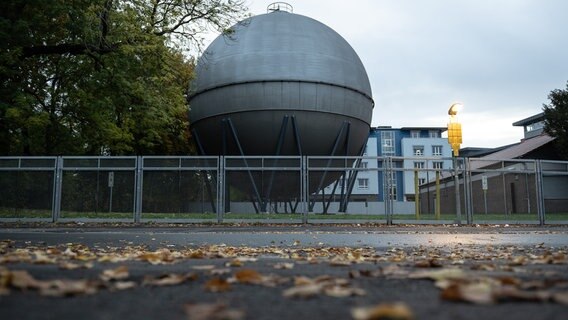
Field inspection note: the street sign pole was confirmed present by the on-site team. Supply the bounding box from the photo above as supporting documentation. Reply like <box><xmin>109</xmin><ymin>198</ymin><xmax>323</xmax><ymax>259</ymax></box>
<box><xmin>482</xmin><ymin>175</ymin><xmax>488</xmax><ymax>214</ymax></box>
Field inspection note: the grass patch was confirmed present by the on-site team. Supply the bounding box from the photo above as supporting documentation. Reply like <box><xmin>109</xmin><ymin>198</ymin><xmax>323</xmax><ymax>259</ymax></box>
<box><xmin>0</xmin><ymin>208</ymin><xmax>52</xmax><ymax>219</ymax></box>
<box><xmin>1</xmin><ymin>207</ymin><xmax>567</xmax><ymax>222</ymax></box>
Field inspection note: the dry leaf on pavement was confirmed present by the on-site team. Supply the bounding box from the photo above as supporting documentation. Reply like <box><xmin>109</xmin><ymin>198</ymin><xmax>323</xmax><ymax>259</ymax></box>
<box><xmin>282</xmin><ymin>283</ymin><xmax>322</xmax><ymax>299</ymax></box>
<box><xmin>234</xmin><ymin>269</ymin><xmax>263</xmax><ymax>284</ymax></box>
<box><xmin>351</xmin><ymin>302</ymin><xmax>414</xmax><ymax>320</ymax></box>
<box><xmin>204</xmin><ymin>278</ymin><xmax>231</xmax><ymax>292</ymax></box>
<box><xmin>441</xmin><ymin>281</ymin><xmax>495</xmax><ymax>304</ymax></box>
<box><xmin>273</xmin><ymin>262</ymin><xmax>294</xmax><ymax>270</ymax></box>
<box><xmin>552</xmin><ymin>292</ymin><xmax>568</xmax><ymax>305</ymax></box>
<box><xmin>100</xmin><ymin>265</ymin><xmax>129</xmax><ymax>282</ymax></box>
<box><xmin>184</xmin><ymin>302</ymin><xmax>244</xmax><ymax>320</ymax></box>
<box><xmin>143</xmin><ymin>273</ymin><xmax>197</xmax><ymax>286</ymax></box>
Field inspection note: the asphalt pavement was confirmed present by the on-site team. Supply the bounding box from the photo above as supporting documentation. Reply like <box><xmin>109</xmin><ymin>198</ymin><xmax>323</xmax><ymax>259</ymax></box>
<box><xmin>1</xmin><ymin>224</ymin><xmax>567</xmax><ymax>320</ymax></box>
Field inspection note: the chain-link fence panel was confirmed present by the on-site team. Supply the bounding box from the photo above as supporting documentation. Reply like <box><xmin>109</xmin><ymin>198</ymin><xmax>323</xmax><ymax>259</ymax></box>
<box><xmin>223</xmin><ymin>156</ymin><xmax>303</xmax><ymax>222</ymax></box>
<box><xmin>140</xmin><ymin>157</ymin><xmax>218</xmax><ymax>221</ymax></box>
<box><xmin>541</xmin><ymin>160</ymin><xmax>568</xmax><ymax>223</ymax></box>
<box><xmin>467</xmin><ymin>159</ymin><xmax>540</xmax><ymax>224</ymax></box>
<box><xmin>59</xmin><ymin>157</ymin><xmax>136</xmax><ymax>220</ymax></box>
<box><xmin>0</xmin><ymin>157</ymin><xmax>56</xmax><ymax>219</ymax></box>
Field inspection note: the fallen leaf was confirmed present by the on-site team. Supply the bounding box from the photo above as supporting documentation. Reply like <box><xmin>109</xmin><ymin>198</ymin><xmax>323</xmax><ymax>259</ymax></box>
<box><xmin>441</xmin><ymin>281</ymin><xmax>495</xmax><ymax>304</ymax></box>
<box><xmin>234</xmin><ymin>269</ymin><xmax>263</xmax><ymax>284</ymax></box>
<box><xmin>143</xmin><ymin>273</ymin><xmax>197</xmax><ymax>286</ymax></box>
<box><xmin>414</xmin><ymin>259</ymin><xmax>442</xmax><ymax>268</ymax></box>
<box><xmin>351</xmin><ymin>302</ymin><xmax>414</xmax><ymax>320</ymax></box>
<box><xmin>282</xmin><ymin>283</ymin><xmax>322</xmax><ymax>298</ymax></box>
<box><xmin>184</xmin><ymin>302</ymin><xmax>244</xmax><ymax>320</ymax></box>
<box><xmin>0</xmin><ymin>287</ymin><xmax>9</xmax><ymax>295</ymax></box>
<box><xmin>324</xmin><ymin>285</ymin><xmax>366</xmax><ymax>298</ymax></box>
<box><xmin>494</xmin><ymin>286</ymin><xmax>551</xmax><ymax>302</ymax></box>
<box><xmin>553</xmin><ymin>292</ymin><xmax>568</xmax><ymax>305</ymax></box>
<box><xmin>204</xmin><ymin>278</ymin><xmax>231</xmax><ymax>292</ymax></box>
<box><xmin>100</xmin><ymin>266</ymin><xmax>129</xmax><ymax>282</ymax></box>
<box><xmin>59</xmin><ymin>262</ymin><xmax>93</xmax><ymax>270</ymax></box>
<box><xmin>409</xmin><ymin>268</ymin><xmax>467</xmax><ymax>282</ymax></box>
<box><xmin>273</xmin><ymin>262</ymin><xmax>294</xmax><ymax>270</ymax></box>
<box><xmin>39</xmin><ymin>279</ymin><xmax>99</xmax><ymax>297</ymax></box>
<box><xmin>9</xmin><ymin>270</ymin><xmax>43</xmax><ymax>289</ymax></box>
<box><xmin>210</xmin><ymin>268</ymin><xmax>231</xmax><ymax>276</ymax></box>
<box><xmin>192</xmin><ymin>265</ymin><xmax>215</xmax><ymax>271</ymax></box>
<box><xmin>113</xmin><ymin>281</ymin><xmax>137</xmax><ymax>291</ymax></box>
<box><xmin>225</xmin><ymin>259</ymin><xmax>243</xmax><ymax>267</ymax></box>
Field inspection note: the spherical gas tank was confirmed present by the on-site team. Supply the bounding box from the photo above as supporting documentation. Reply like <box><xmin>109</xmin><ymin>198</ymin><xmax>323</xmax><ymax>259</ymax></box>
<box><xmin>188</xmin><ymin>9</ymin><xmax>374</xmax><ymax>158</ymax></box>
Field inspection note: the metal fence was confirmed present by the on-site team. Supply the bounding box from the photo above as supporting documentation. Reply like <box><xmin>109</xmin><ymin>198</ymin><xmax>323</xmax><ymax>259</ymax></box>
<box><xmin>1</xmin><ymin>156</ymin><xmax>567</xmax><ymax>224</ymax></box>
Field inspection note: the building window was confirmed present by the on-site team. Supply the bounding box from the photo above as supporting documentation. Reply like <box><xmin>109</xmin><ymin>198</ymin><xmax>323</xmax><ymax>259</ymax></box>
<box><xmin>381</xmin><ymin>131</ymin><xmax>395</xmax><ymax>155</ymax></box>
<box><xmin>389</xmin><ymin>186</ymin><xmax>397</xmax><ymax>200</ymax></box>
<box><xmin>413</xmin><ymin>161</ymin><xmax>425</xmax><ymax>169</ymax></box>
<box><xmin>413</xmin><ymin>146</ymin><xmax>424</xmax><ymax>156</ymax></box>
<box><xmin>526</xmin><ymin>121</ymin><xmax>544</xmax><ymax>132</ymax></box>
<box><xmin>418</xmin><ymin>178</ymin><xmax>426</xmax><ymax>185</ymax></box>
<box><xmin>433</xmin><ymin>161</ymin><xmax>443</xmax><ymax>170</ymax></box>
<box><xmin>358</xmin><ymin>178</ymin><xmax>369</xmax><ymax>189</ymax></box>
<box><xmin>432</xmin><ymin>145</ymin><xmax>443</xmax><ymax>156</ymax></box>
<box><xmin>360</xmin><ymin>161</ymin><xmax>368</xmax><ymax>169</ymax></box>
<box><xmin>411</xmin><ymin>130</ymin><xmax>421</xmax><ymax>138</ymax></box>
<box><xmin>429</xmin><ymin>130</ymin><xmax>440</xmax><ymax>138</ymax></box>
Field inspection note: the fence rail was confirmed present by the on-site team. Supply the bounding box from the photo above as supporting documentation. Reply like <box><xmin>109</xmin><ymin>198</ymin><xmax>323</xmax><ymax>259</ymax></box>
<box><xmin>1</xmin><ymin>156</ymin><xmax>566</xmax><ymax>225</ymax></box>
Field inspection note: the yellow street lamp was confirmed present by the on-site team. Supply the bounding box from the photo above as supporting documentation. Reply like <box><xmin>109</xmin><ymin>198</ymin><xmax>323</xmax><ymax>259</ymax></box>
<box><xmin>447</xmin><ymin>102</ymin><xmax>463</xmax><ymax>157</ymax></box>
<box><xmin>447</xmin><ymin>102</ymin><xmax>463</xmax><ymax>224</ymax></box>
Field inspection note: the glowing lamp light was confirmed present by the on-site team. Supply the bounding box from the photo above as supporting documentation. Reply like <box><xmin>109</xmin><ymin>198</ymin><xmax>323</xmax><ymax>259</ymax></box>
<box><xmin>447</xmin><ymin>102</ymin><xmax>463</xmax><ymax>157</ymax></box>
<box><xmin>448</xmin><ymin>102</ymin><xmax>463</xmax><ymax>116</ymax></box>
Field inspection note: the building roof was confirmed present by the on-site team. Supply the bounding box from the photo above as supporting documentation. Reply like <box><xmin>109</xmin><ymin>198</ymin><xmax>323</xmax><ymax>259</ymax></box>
<box><xmin>372</xmin><ymin>126</ymin><xmax>447</xmax><ymax>132</ymax></box>
<box><xmin>512</xmin><ymin>112</ymin><xmax>544</xmax><ymax>127</ymax></box>
<box><xmin>459</xmin><ymin>145</ymin><xmax>516</xmax><ymax>158</ymax></box>
<box><xmin>480</xmin><ymin>134</ymin><xmax>554</xmax><ymax>160</ymax></box>
<box><xmin>400</xmin><ymin>127</ymin><xmax>448</xmax><ymax>132</ymax></box>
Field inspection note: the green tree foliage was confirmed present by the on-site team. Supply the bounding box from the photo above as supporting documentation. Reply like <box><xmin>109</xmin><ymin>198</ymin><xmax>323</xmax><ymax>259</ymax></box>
<box><xmin>543</xmin><ymin>81</ymin><xmax>568</xmax><ymax>160</ymax></box>
<box><xmin>0</xmin><ymin>0</ymin><xmax>247</xmax><ymax>155</ymax></box>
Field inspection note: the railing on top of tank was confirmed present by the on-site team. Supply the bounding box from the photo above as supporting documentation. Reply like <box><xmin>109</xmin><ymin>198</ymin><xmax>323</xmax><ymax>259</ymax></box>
<box><xmin>267</xmin><ymin>2</ymin><xmax>293</xmax><ymax>13</ymax></box>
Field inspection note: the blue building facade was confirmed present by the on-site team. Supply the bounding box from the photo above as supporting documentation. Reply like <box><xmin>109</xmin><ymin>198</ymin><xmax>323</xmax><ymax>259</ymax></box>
<box><xmin>360</xmin><ymin>126</ymin><xmax>452</xmax><ymax>202</ymax></box>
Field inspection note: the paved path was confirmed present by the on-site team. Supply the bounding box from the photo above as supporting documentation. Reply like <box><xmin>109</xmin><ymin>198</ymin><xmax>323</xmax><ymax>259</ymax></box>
<box><xmin>1</xmin><ymin>226</ymin><xmax>567</xmax><ymax>248</ymax></box>
<box><xmin>1</xmin><ymin>225</ymin><xmax>567</xmax><ymax>320</ymax></box>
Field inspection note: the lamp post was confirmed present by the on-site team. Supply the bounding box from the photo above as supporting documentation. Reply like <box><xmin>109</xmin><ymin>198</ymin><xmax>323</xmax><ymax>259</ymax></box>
<box><xmin>447</xmin><ymin>103</ymin><xmax>463</xmax><ymax>224</ymax></box>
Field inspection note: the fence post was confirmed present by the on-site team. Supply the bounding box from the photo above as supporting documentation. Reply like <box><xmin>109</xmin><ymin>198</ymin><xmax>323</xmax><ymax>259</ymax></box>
<box><xmin>217</xmin><ymin>156</ymin><xmax>224</xmax><ymax>223</ymax></box>
<box><xmin>452</xmin><ymin>157</ymin><xmax>462</xmax><ymax>225</ymax></box>
<box><xmin>133</xmin><ymin>156</ymin><xmax>143</xmax><ymax>223</ymax></box>
<box><xmin>464</xmin><ymin>158</ymin><xmax>473</xmax><ymax>225</ymax></box>
<box><xmin>385</xmin><ymin>157</ymin><xmax>393</xmax><ymax>225</ymax></box>
<box><xmin>535</xmin><ymin>160</ymin><xmax>545</xmax><ymax>226</ymax></box>
<box><xmin>52</xmin><ymin>156</ymin><xmax>63</xmax><ymax>222</ymax></box>
<box><xmin>301</xmin><ymin>156</ymin><xmax>308</xmax><ymax>224</ymax></box>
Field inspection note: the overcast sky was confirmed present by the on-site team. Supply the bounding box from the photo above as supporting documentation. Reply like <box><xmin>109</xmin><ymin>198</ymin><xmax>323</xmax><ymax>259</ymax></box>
<box><xmin>207</xmin><ymin>0</ymin><xmax>568</xmax><ymax>148</ymax></box>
